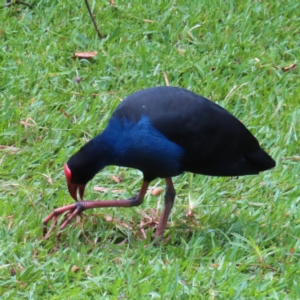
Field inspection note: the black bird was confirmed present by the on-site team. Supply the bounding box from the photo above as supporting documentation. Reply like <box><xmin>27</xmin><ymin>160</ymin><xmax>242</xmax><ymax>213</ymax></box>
<box><xmin>43</xmin><ymin>86</ymin><xmax>275</xmax><ymax>238</ymax></box>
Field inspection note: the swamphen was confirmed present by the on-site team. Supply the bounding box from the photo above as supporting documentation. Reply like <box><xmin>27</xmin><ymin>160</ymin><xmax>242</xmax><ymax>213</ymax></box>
<box><xmin>43</xmin><ymin>86</ymin><xmax>275</xmax><ymax>238</ymax></box>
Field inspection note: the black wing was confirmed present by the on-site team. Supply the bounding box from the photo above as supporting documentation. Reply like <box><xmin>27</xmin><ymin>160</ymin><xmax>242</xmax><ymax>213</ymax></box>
<box><xmin>113</xmin><ymin>86</ymin><xmax>275</xmax><ymax>176</ymax></box>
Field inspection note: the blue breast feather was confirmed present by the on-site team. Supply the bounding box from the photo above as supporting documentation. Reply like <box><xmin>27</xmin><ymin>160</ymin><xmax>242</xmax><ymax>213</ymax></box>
<box><xmin>101</xmin><ymin>115</ymin><xmax>185</xmax><ymax>177</ymax></box>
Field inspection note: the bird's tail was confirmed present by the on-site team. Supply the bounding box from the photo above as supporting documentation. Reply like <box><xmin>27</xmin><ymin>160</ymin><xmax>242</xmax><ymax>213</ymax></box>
<box><xmin>245</xmin><ymin>149</ymin><xmax>276</xmax><ymax>171</ymax></box>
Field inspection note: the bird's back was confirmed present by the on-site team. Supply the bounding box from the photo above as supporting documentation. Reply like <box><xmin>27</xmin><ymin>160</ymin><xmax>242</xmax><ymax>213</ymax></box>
<box><xmin>112</xmin><ymin>86</ymin><xmax>275</xmax><ymax>177</ymax></box>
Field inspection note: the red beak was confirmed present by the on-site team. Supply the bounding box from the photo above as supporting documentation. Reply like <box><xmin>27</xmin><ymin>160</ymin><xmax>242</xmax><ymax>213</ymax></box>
<box><xmin>64</xmin><ymin>164</ymin><xmax>86</xmax><ymax>201</ymax></box>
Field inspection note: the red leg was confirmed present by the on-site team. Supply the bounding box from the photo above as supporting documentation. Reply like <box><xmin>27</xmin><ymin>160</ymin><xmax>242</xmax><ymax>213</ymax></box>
<box><xmin>43</xmin><ymin>181</ymin><xmax>149</xmax><ymax>238</ymax></box>
<box><xmin>155</xmin><ymin>178</ymin><xmax>176</xmax><ymax>238</ymax></box>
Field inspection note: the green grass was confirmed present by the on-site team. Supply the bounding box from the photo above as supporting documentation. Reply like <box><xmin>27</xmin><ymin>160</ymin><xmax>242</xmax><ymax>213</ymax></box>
<box><xmin>0</xmin><ymin>0</ymin><xmax>299</xmax><ymax>298</ymax></box>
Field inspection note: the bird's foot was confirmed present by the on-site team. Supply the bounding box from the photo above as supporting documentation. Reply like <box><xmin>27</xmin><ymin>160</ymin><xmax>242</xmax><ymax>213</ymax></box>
<box><xmin>42</xmin><ymin>202</ymin><xmax>86</xmax><ymax>239</ymax></box>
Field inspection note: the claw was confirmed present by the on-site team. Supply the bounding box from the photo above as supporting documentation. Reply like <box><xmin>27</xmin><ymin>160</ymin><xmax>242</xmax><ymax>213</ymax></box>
<box><xmin>42</xmin><ymin>202</ymin><xmax>85</xmax><ymax>238</ymax></box>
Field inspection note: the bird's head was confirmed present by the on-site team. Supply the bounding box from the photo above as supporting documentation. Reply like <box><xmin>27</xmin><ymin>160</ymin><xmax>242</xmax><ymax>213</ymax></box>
<box><xmin>64</xmin><ymin>163</ymin><xmax>86</xmax><ymax>201</ymax></box>
<box><xmin>64</xmin><ymin>139</ymin><xmax>112</xmax><ymax>201</ymax></box>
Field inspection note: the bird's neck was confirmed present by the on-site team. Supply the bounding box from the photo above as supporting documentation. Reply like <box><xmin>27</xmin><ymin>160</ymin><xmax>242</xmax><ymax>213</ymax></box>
<box><xmin>71</xmin><ymin>132</ymin><xmax>116</xmax><ymax>181</ymax></box>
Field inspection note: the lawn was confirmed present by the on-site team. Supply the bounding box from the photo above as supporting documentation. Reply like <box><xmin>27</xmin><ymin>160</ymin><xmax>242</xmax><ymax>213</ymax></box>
<box><xmin>0</xmin><ymin>0</ymin><xmax>299</xmax><ymax>298</ymax></box>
